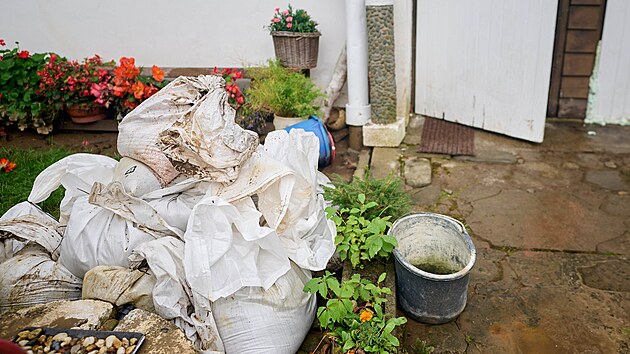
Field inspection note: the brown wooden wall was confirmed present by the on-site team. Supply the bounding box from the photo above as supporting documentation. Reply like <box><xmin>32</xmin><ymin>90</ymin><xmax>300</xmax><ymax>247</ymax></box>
<box><xmin>547</xmin><ymin>0</ymin><xmax>607</xmax><ymax>118</ymax></box>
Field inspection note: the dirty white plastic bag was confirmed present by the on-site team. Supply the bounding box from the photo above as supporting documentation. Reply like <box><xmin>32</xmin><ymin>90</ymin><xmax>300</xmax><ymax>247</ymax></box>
<box><xmin>27</xmin><ymin>153</ymin><xmax>117</xmax><ymax>224</ymax></box>
<box><xmin>159</xmin><ymin>75</ymin><xmax>258</xmax><ymax>183</ymax></box>
<box><xmin>112</xmin><ymin>157</ymin><xmax>162</xmax><ymax>197</ymax></box>
<box><xmin>0</xmin><ymin>201</ymin><xmax>63</xmax><ymax>262</ymax></box>
<box><xmin>259</xmin><ymin>129</ymin><xmax>336</xmax><ymax>271</ymax></box>
<box><xmin>0</xmin><ymin>245</ymin><xmax>82</xmax><ymax>313</ymax></box>
<box><xmin>117</xmin><ymin>76</ymin><xmax>225</xmax><ymax>186</ymax></box>
<box><xmin>184</xmin><ymin>196</ymin><xmax>290</xmax><ymax>302</ymax></box>
<box><xmin>129</xmin><ymin>237</ymin><xmax>225</xmax><ymax>354</ymax></box>
<box><xmin>82</xmin><ymin>265</ymin><xmax>156</xmax><ymax>312</ymax></box>
<box><xmin>211</xmin><ymin>261</ymin><xmax>316</xmax><ymax>354</ymax></box>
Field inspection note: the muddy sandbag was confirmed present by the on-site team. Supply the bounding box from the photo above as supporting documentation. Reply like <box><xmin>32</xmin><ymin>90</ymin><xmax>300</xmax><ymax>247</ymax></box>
<box><xmin>117</xmin><ymin>76</ymin><xmax>222</xmax><ymax>186</ymax></box>
<box><xmin>112</xmin><ymin>157</ymin><xmax>162</xmax><ymax>197</ymax></box>
<box><xmin>82</xmin><ymin>265</ymin><xmax>156</xmax><ymax>312</ymax></box>
<box><xmin>0</xmin><ymin>202</ymin><xmax>64</xmax><ymax>263</ymax></box>
<box><xmin>211</xmin><ymin>261</ymin><xmax>316</xmax><ymax>354</ymax></box>
<box><xmin>158</xmin><ymin>75</ymin><xmax>258</xmax><ymax>183</ymax></box>
<box><xmin>0</xmin><ymin>246</ymin><xmax>82</xmax><ymax>313</ymax></box>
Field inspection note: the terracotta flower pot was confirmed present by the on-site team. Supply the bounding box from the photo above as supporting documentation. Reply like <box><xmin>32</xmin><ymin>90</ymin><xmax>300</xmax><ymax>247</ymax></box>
<box><xmin>66</xmin><ymin>103</ymin><xmax>108</xmax><ymax>124</ymax></box>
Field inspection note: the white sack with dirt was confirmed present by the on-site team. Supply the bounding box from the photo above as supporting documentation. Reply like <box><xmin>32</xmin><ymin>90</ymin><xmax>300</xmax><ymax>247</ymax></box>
<box><xmin>26</xmin><ymin>153</ymin><xmax>117</xmax><ymax>224</ymax></box>
<box><xmin>129</xmin><ymin>237</ymin><xmax>225</xmax><ymax>354</ymax></box>
<box><xmin>0</xmin><ymin>203</ymin><xmax>82</xmax><ymax>313</ymax></box>
<box><xmin>0</xmin><ymin>245</ymin><xmax>82</xmax><ymax>313</ymax></box>
<box><xmin>0</xmin><ymin>202</ymin><xmax>64</xmax><ymax>262</ymax></box>
<box><xmin>117</xmin><ymin>76</ymin><xmax>219</xmax><ymax>186</ymax></box>
<box><xmin>158</xmin><ymin>75</ymin><xmax>258</xmax><ymax>183</ymax></box>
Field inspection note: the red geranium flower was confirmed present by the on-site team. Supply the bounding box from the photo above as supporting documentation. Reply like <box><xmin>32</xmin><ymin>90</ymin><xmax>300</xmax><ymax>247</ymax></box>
<box><xmin>17</xmin><ymin>50</ymin><xmax>29</xmax><ymax>59</ymax></box>
<box><xmin>0</xmin><ymin>39</ymin><xmax>5</xmax><ymax>46</ymax></box>
<box><xmin>152</xmin><ymin>65</ymin><xmax>164</xmax><ymax>82</ymax></box>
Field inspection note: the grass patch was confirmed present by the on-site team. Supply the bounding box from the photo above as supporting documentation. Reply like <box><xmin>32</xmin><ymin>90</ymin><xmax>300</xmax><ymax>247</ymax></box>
<box><xmin>0</xmin><ymin>147</ymin><xmax>73</xmax><ymax>219</ymax></box>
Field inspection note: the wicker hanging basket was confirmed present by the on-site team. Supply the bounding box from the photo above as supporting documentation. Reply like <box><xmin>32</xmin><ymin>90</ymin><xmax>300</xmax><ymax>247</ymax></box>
<box><xmin>271</xmin><ymin>31</ymin><xmax>321</xmax><ymax>69</ymax></box>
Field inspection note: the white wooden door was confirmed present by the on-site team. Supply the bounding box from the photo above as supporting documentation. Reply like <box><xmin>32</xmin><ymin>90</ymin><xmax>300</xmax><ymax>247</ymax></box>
<box><xmin>586</xmin><ymin>0</ymin><xmax>630</xmax><ymax>125</ymax></box>
<box><xmin>414</xmin><ymin>0</ymin><xmax>558</xmax><ymax>143</ymax></box>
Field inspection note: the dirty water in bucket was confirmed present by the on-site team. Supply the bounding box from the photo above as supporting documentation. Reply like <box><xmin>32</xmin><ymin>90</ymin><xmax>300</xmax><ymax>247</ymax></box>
<box><xmin>390</xmin><ymin>213</ymin><xmax>476</xmax><ymax>324</ymax></box>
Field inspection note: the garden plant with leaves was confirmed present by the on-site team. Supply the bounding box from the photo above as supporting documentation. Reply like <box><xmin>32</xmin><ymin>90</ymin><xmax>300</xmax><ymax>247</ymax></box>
<box><xmin>324</xmin><ymin>171</ymin><xmax>411</xmax><ymax>222</ymax></box>
<box><xmin>0</xmin><ymin>40</ymin><xmax>62</xmax><ymax>134</ymax></box>
<box><xmin>326</xmin><ymin>193</ymin><xmax>397</xmax><ymax>268</ymax></box>
<box><xmin>304</xmin><ymin>272</ymin><xmax>407</xmax><ymax>353</ymax></box>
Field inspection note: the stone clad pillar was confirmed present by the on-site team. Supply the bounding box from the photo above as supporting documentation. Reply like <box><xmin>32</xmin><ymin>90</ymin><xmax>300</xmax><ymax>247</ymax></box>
<box><xmin>363</xmin><ymin>0</ymin><xmax>406</xmax><ymax>147</ymax></box>
<box><xmin>366</xmin><ymin>0</ymin><xmax>397</xmax><ymax>125</ymax></box>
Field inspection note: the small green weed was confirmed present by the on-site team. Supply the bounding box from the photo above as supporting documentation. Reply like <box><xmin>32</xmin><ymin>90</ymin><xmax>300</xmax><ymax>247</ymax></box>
<box><xmin>411</xmin><ymin>339</ymin><xmax>434</xmax><ymax>354</ymax></box>
<box><xmin>324</xmin><ymin>171</ymin><xmax>411</xmax><ymax>222</ymax></box>
<box><xmin>326</xmin><ymin>194</ymin><xmax>396</xmax><ymax>268</ymax></box>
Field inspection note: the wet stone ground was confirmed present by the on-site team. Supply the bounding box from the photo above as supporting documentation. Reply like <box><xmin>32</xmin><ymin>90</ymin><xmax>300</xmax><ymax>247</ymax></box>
<box><xmin>374</xmin><ymin>118</ymin><xmax>630</xmax><ymax>353</ymax></box>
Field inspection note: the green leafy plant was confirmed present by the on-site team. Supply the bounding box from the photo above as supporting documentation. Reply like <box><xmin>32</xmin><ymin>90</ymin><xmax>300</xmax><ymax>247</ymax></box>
<box><xmin>246</xmin><ymin>60</ymin><xmax>323</xmax><ymax>117</ymax></box>
<box><xmin>267</xmin><ymin>5</ymin><xmax>319</xmax><ymax>33</ymax></box>
<box><xmin>304</xmin><ymin>272</ymin><xmax>406</xmax><ymax>353</ymax></box>
<box><xmin>0</xmin><ymin>40</ymin><xmax>62</xmax><ymax>134</ymax></box>
<box><xmin>324</xmin><ymin>171</ymin><xmax>411</xmax><ymax>222</ymax></box>
<box><xmin>326</xmin><ymin>193</ymin><xmax>396</xmax><ymax>268</ymax></box>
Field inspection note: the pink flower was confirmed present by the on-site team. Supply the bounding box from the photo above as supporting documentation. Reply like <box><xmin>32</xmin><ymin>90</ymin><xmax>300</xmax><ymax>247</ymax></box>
<box><xmin>82</xmin><ymin>140</ymin><xmax>90</xmax><ymax>146</ymax></box>
<box><xmin>273</xmin><ymin>17</ymin><xmax>280</xmax><ymax>23</ymax></box>
<box><xmin>0</xmin><ymin>39</ymin><xmax>5</xmax><ymax>46</ymax></box>
<box><xmin>287</xmin><ymin>23</ymin><xmax>293</xmax><ymax>28</ymax></box>
<box><xmin>282</xmin><ymin>10</ymin><xmax>289</xmax><ymax>15</ymax></box>
<box><xmin>286</xmin><ymin>16</ymin><xmax>293</xmax><ymax>22</ymax></box>
<box><xmin>275</xmin><ymin>7</ymin><xmax>280</xmax><ymax>12</ymax></box>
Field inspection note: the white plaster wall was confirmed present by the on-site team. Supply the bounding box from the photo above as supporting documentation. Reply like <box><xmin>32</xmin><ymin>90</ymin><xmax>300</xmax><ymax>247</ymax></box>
<box><xmin>586</xmin><ymin>0</ymin><xmax>630</xmax><ymax>125</ymax></box>
<box><xmin>0</xmin><ymin>0</ymin><xmax>346</xmax><ymax>94</ymax></box>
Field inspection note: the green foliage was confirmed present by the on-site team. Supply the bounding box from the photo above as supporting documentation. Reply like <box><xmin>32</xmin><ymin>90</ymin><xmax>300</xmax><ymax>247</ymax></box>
<box><xmin>304</xmin><ymin>272</ymin><xmax>407</xmax><ymax>353</ymax></box>
<box><xmin>267</xmin><ymin>5</ymin><xmax>319</xmax><ymax>33</ymax></box>
<box><xmin>324</xmin><ymin>171</ymin><xmax>411</xmax><ymax>222</ymax></box>
<box><xmin>0</xmin><ymin>147</ymin><xmax>73</xmax><ymax>219</ymax></box>
<box><xmin>0</xmin><ymin>43</ymin><xmax>62</xmax><ymax>134</ymax></box>
<box><xmin>246</xmin><ymin>60</ymin><xmax>324</xmax><ymax>117</ymax></box>
<box><xmin>326</xmin><ymin>193</ymin><xmax>396</xmax><ymax>268</ymax></box>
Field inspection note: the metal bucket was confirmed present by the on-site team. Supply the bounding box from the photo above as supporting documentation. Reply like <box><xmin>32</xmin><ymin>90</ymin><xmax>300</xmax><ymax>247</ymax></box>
<box><xmin>390</xmin><ymin>213</ymin><xmax>476</xmax><ymax>324</ymax></box>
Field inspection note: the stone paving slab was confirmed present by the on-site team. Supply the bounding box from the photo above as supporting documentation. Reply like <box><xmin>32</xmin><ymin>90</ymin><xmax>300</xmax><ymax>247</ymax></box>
<box><xmin>371</xmin><ymin>121</ymin><xmax>630</xmax><ymax>353</ymax></box>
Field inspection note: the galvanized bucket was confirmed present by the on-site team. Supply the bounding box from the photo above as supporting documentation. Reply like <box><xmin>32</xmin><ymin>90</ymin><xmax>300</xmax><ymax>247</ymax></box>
<box><xmin>389</xmin><ymin>213</ymin><xmax>476</xmax><ymax>324</ymax></box>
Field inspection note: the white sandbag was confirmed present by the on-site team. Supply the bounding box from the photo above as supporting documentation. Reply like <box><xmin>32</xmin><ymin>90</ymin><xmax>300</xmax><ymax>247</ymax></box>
<box><xmin>0</xmin><ymin>202</ymin><xmax>63</xmax><ymax>262</ymax></box>
<box><xmin>27</xmin><ymin>153</ymin><xmax>117</xmax><ymax>224</ymax></box>
<box><xmin>59</xmin><ymin>196</ymin><xmax>157</xmax><ymax>279</ymax></box>
<box><xmin>259</xmin><ymin>129</ymin><xmax>336</xmax><ymax>271</ymax></box>
<box><xmin>82</xmin><ymin>265</ymin><xmax>156</xmax><ymax>312</ymax></box>
<box><xmin>184</xmin><ymin>196</ymin><xmax>290</xmax><ymax>302</ymax></box>
<box><xmin>0</xmin><ymin>245</ymin><xmax>82</xmax><ymax>313</ymax></box>
<box><xmin>158</xmin><ymin>75</ymin><xmax>258</xmax><ymax>183</ymax></box>
<box><xmin>117</xmin><ymin>76</ymin><xmax>221</xmax><ymax>186</ymax></box>
<box><xmin>212</xmin><ymin>261</ymin><xmax>316</xmax><ymax>354</ymax></box>
<box><xmin>113</xmin><ymin>157</ymin><xmax>162</xmax><ymax>197</ymax></box>
<box><xmin>129</xmin><ymin>237</ymin><xmax>225</xmax><ymax>354</ymax></box>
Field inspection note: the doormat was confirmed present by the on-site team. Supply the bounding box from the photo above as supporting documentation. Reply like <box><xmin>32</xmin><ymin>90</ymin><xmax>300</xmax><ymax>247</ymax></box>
<box><xmin>418</xmin><ymin>117</ymin><xmax>475</xmax><ymax>156</ymax></box>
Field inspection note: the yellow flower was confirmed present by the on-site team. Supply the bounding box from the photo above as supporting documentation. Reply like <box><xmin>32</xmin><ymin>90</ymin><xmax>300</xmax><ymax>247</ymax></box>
<box><xmin>359</xmin><ymin>309</ymin><xmax>373</xmax><ymax>322</ymax></box>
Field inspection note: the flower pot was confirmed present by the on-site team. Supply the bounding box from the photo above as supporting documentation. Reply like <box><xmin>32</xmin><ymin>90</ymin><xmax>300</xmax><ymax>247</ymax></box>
<box><xmin>271</xmin><ymin>31</ymin><xmax>321</xmax><ymax>69</ymax></box>
<box><xmin>273</xmin><ymin>114</ymin><xmax>308</xmax><ymax>130</ymax></box>
<box><xmin>389</xmin><ymin>213</ymin><xmax>476</xmax><ymax>324</ymax></box>
<box><xmin>66</xmin><ymin>103</ymin><xmax>108</xmax><ymax>124</ymax></box>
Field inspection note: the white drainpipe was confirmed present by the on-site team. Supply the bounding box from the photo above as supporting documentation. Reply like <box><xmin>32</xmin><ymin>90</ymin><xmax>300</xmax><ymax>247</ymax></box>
<box><xmin>345</xmin><ymin>0</ymin><xmax>371</xmax><ymax>126</ymax></box>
